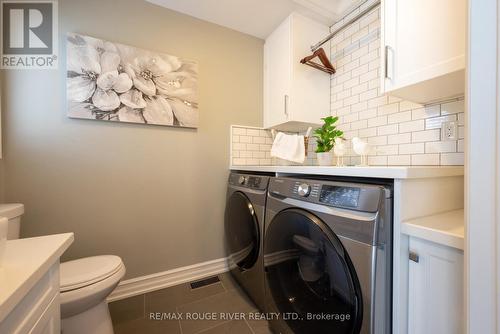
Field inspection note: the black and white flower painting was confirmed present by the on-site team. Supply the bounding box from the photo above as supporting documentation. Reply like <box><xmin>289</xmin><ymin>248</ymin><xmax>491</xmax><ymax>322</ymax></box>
<box><xmin>67</xmin><ymin>33</ymin><xmax>199</xmax><ymax>128</ymax></box>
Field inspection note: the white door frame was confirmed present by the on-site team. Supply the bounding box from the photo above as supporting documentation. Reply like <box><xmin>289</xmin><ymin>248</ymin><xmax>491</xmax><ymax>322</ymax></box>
<box><xmin>466</xmin><ymin>0</ymin><xmax>499</xmax><ymax>333</ymax></box>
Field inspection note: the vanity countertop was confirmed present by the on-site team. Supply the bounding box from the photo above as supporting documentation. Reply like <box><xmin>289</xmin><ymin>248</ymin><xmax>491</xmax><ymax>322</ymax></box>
<box><xmin>0</xmin><ymin>233</ymin><xmax>74</xmax><ymax>322</ymax></box>
<box><xmin>401</xmin><ymin>210</ymin><xmax>464</xmax><ymax>250</ymax></box>
<box><xmin>230</xmin><ymin>165</ymin><xmax>464</xmax><ymax>179</ymax></box>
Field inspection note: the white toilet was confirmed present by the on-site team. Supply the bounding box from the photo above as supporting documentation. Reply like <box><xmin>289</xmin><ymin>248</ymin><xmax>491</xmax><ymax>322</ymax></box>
<box><xmin>60</xmin><ymin>255</ymin><xmax>126</xmax><ymax>334</ymax></box>
<box><xmin>0</xmin><ymin>203</ymin><xmax>126</xmax><ymax>334</ymax></box>
<box><xmin>0</xmin><ymin>203</ymin><xmax>24</xmax><ymax>240</ymax></box>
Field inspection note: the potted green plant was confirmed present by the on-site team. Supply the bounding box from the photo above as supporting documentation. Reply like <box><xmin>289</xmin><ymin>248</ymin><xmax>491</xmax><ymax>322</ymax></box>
<box><xmin>313</xmin><ymin>116</ymin><xmax>344</xmax><ymax>166</ymax></box>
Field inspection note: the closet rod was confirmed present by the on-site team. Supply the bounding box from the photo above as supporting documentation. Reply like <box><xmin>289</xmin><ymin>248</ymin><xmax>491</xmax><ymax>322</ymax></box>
<box><xmin>310</xmin><ymin>0</ymin><xmax>381</xmax><ymax>52</ymax></box>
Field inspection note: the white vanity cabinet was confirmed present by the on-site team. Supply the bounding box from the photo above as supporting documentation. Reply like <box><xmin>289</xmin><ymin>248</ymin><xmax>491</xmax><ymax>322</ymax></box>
<box><xmin>381</xmin><ymin>0</ymin><xmax>466</xmax><ymax>103</ymax></box>
<box><xmin>264</xmin><ymin>13</ymin><xmax>330</xmax><ymax>131</ymax></box>
<box><xmin>407</xmin><ymin>237</ymin><xmax>464</xmax><ymax>334</ymax></box>
<box><xmin>0</xmin><ymin>264</ymin><xmax>61</xmax><ymax>334</ymax></box>
<box><xmin>0</xmin><ymin>234</ymin><xmax>74</xmax><ymax>334</ymax></box>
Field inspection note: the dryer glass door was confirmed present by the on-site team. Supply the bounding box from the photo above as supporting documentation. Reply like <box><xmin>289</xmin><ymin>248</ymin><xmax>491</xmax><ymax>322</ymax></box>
<box><xmin>264</xmin><ymin>208</ymin><xmax>362</xmax><ymax>334</ymax></box>
<box><xmin>224</xmin><ymin>191</ymin><xmax>260</xmax><ymax>270</ymax></box>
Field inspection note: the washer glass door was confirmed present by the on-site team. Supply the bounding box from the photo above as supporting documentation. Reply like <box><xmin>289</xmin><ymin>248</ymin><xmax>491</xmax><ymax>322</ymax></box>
<box><xmin>264</xmin><ymin>208</ymin><xmax>362</xmax><ymax>334</ymax></box>
<box><xmin>224</xmin><ymin>191</ymin><xmax>260</xmax><ymax>270</ymax></box>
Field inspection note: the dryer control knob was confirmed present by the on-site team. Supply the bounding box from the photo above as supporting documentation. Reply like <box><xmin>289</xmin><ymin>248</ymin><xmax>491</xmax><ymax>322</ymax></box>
<box><xmin>297</xmin><ymin>183</ymin><xmax>311</xmax><ymax>197</ymax></box>
<box><xmin>238</xmin><ymin>176</ymin><xmax>246</xmax><ymax>185</ymax></box>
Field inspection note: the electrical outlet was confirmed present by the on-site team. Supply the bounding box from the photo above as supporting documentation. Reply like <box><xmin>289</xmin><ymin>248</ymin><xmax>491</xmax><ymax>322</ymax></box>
<box><xmin>441</xmin><ymin>121</ymin><xmax>458</xmax><ymax>141</ymax></box>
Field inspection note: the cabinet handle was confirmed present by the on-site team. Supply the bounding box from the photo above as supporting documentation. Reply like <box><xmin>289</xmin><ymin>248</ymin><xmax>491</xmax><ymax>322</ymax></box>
<box><xmin>384</xmin><ymin>45</ymin><xmax>392</xmax><ymax>80</ymax></box>
<box><xmin>284</xmin><ymin>94</ymin><xmax>289</xmax><ymax>117</ymax></box>
<box><xmin>409</xmin><ymin>251</ymin><xmax>419</xmax><ymax>263</ymax></box>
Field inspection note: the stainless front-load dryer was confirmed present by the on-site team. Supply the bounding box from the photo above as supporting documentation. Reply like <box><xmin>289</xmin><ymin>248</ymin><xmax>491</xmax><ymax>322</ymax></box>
<box><xmin>224</xmin><ymin>172</ymin><xmax>270</xmax><ymax>312</ymax></box>
<box><xmin>264</xmin><ymin>176</ymin><xmax>392</xmax><ymax>334</ymax></box>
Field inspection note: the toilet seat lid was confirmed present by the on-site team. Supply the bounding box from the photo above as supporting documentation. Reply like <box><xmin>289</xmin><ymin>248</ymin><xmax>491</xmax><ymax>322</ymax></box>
<box><xmin>0</xmin><ymin>203</ymin><xmax>24</xmax><ymax>219</ymax></box>
<box><xmin>60</xmin><ymin>255</ymin><xmax>123</xmax><ymax>292</ymax></box>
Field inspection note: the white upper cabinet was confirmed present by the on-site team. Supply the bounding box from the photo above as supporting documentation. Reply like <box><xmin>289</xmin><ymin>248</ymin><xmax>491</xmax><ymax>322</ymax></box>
<box><xmin>381</xmin><ymin>0</ymin><xmax>466</xmax><ymax>103</ymax></box>
<box><xmin>264</xmin><ymin>13</ymin><xmax>330</xmax><ymax>131</ymax></box>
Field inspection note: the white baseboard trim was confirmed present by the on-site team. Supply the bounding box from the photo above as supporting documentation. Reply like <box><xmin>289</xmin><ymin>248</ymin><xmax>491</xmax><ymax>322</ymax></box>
<box><xmin>107</xmin><ymin>257</ymin><xmax>229</xmax><ymax>302</ymax></box>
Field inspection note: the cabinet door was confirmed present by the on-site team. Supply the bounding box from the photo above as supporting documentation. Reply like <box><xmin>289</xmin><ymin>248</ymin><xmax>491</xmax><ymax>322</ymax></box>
<box><xmin>408</xmin><ymin>237</ymin><xmax>464</xmax><ymax>334</ymax></box>
<box><xmin>31</xmin><ymin>295</ymin><xmax>60</xmax><ymax>334</ymax></box>
<box><xmin>382</xmin><ymin>0</ymin><xmax>466</xmax><ymax>102</ymax></box>
<box><xmin>264</xmin><ymin>17</ymin><xmax>291</xmax><ymax>128</ymax></box>
<box><xmin>0</xmin><ymin>264</ymin><xmax>60</xmax><ymax>334</ymax></box>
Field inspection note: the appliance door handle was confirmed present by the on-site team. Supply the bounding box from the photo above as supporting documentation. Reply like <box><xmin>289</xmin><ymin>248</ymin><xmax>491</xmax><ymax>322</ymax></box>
<box><xmin>228</xmin><ymin>184</ymin><xmax>267</xmax><ymax>195</ymax></box>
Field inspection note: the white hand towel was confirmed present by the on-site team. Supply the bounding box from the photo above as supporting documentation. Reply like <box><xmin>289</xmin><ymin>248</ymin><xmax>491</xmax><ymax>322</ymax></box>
<box><xmin>270</xmin><ymin>132</ymin><xmax>306</xmax><ymax>163</ymax></box>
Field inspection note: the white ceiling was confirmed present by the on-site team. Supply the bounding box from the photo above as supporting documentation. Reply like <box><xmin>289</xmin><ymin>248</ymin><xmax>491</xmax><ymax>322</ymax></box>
<box><xmin>145</xmin><ymin>0</ymin><xmax>361</xmax><ymax>39</ymax></box>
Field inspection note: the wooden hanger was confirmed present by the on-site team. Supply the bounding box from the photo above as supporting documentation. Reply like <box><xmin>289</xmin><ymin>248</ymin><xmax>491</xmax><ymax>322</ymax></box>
<box><xmin>300</xmin><ymin>48</ymin><xmax>335</xmax><ymax>75</ymax></box>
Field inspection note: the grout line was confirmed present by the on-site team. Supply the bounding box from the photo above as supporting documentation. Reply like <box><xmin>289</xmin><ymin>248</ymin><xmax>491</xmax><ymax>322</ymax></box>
<box><xmin>220</xmin><ymin>277</ymin><xmax>229</xmax><ymax>292</ymax></box>
<box><xmin>176</xmin><ymin>285</ymin><xmax>228</xmax><ymax>309</ymax></box>
<box><xmin>143</xmin><ymin>294</ymin><xmax>146</xmax><ymax>319</ymax></box>
<box><xmin>243</xmin><ymin>317</ymin><xmax>256</xmax><ymax>334</ymax></box>
<box><xmin>176</xmin><ymin>305</ymin><xmax>183</xmax><ymax>334</ymax></box>
<box><xmin>192</xmin><ymin>320</ymin><xmax>232</xmax><ymax>334</ymax></box>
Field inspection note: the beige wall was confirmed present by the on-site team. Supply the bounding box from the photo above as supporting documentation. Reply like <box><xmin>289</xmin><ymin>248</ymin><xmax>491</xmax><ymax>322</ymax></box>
<box><xmin>0</xmin><ymin>162</ymin><xmax>4</xmax><ymax>203</ymax></box>
<box><xmin>1</xmin><ymin>0</ymin><xmax>263</xmax><ymax>278</ymax></box>
<box><xmin>0</xmin><ymin>71</ymin><xmax>4</xmax><ymax>203</ymax></box>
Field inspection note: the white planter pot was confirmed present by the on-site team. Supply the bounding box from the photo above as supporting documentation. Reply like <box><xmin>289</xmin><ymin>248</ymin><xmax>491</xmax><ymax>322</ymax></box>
<box><xmin>316</xmin><ymin>152</ymin><xmax>333</xmax><ymax>166</ymax></box>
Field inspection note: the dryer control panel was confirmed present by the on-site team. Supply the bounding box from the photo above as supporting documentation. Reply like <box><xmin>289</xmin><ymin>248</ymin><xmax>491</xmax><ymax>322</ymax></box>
<box><xmin>271</xmin><ymin>177</ymin><xmax>389</xmax><ymax>213</ymax></box>
<box><xmin>229</xmin><ymin>173</ymin><xmax>269</xmax><ymax>191</ymax></box>
<box><xmin>319</xmin><ymin>185</ymin><xmax>361</xmax><ymax>208</ymax></box>
<box><xmin>292</xmin><ymin>181</ymin><xmax>321</xmax><ymax>198</ymax></box>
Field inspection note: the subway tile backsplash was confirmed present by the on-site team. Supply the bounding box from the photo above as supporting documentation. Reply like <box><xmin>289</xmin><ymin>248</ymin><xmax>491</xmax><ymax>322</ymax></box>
<box><xmin>329</xmin><ymin>6</ymin><xmax>464</xmax><ymax>166</ymax></box>
<box><xmin>230</xmin><ymin>125</ymin><xmax>318</xmax><ymax>166</ymax></box>
<box><xmin>231</xmin><ymin>4</ymin><xmax>464</xmax><ymax>167</ymax></box>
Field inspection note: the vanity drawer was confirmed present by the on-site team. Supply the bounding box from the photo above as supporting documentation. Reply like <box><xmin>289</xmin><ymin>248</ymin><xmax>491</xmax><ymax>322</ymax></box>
<box><xmin>30</xmin><ymin>293</ymin><xmax>60</xmax><ymax>334</ymax></box>
<box><xmin>0</xmin><ymin>263</ymin><xmax>60</xmax><ymax>334</ymax></box>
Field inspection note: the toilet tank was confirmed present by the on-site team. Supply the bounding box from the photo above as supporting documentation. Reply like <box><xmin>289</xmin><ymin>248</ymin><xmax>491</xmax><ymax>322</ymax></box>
<box><xmin>0</xmin><ymin>204</ymin><xmax>24</xmax><ymax>239</ymax></box>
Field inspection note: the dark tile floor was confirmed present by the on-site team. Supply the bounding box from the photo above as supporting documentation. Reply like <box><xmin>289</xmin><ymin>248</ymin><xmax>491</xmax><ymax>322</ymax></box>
<box><xmin>109</xmin><ymin>272</ymin><xmax>272</xmax><ymax>334</ymax></box>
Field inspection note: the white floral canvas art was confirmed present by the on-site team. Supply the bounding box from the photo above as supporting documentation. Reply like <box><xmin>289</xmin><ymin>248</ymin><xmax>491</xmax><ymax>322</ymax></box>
<box><xmin>67</xmin><ymin>33</ymin><xmax>199</xmax><ymax>128</ymax></box>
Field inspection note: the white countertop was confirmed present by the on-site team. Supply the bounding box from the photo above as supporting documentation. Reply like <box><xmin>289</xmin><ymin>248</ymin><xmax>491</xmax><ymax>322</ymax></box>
<box><xmin>401</xmin><ymin>210</ymin><xmax>464</xmax><ymax>250</ymax></box>
<box><xmin>0</xmin><ymin>233</ymin><xmax>74</xmax><ymax>322</ymax></box>
<box><xmin>230</xmin><ymin>165</ymin><xmax>464</xmax><ymax>179</ymax></box>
